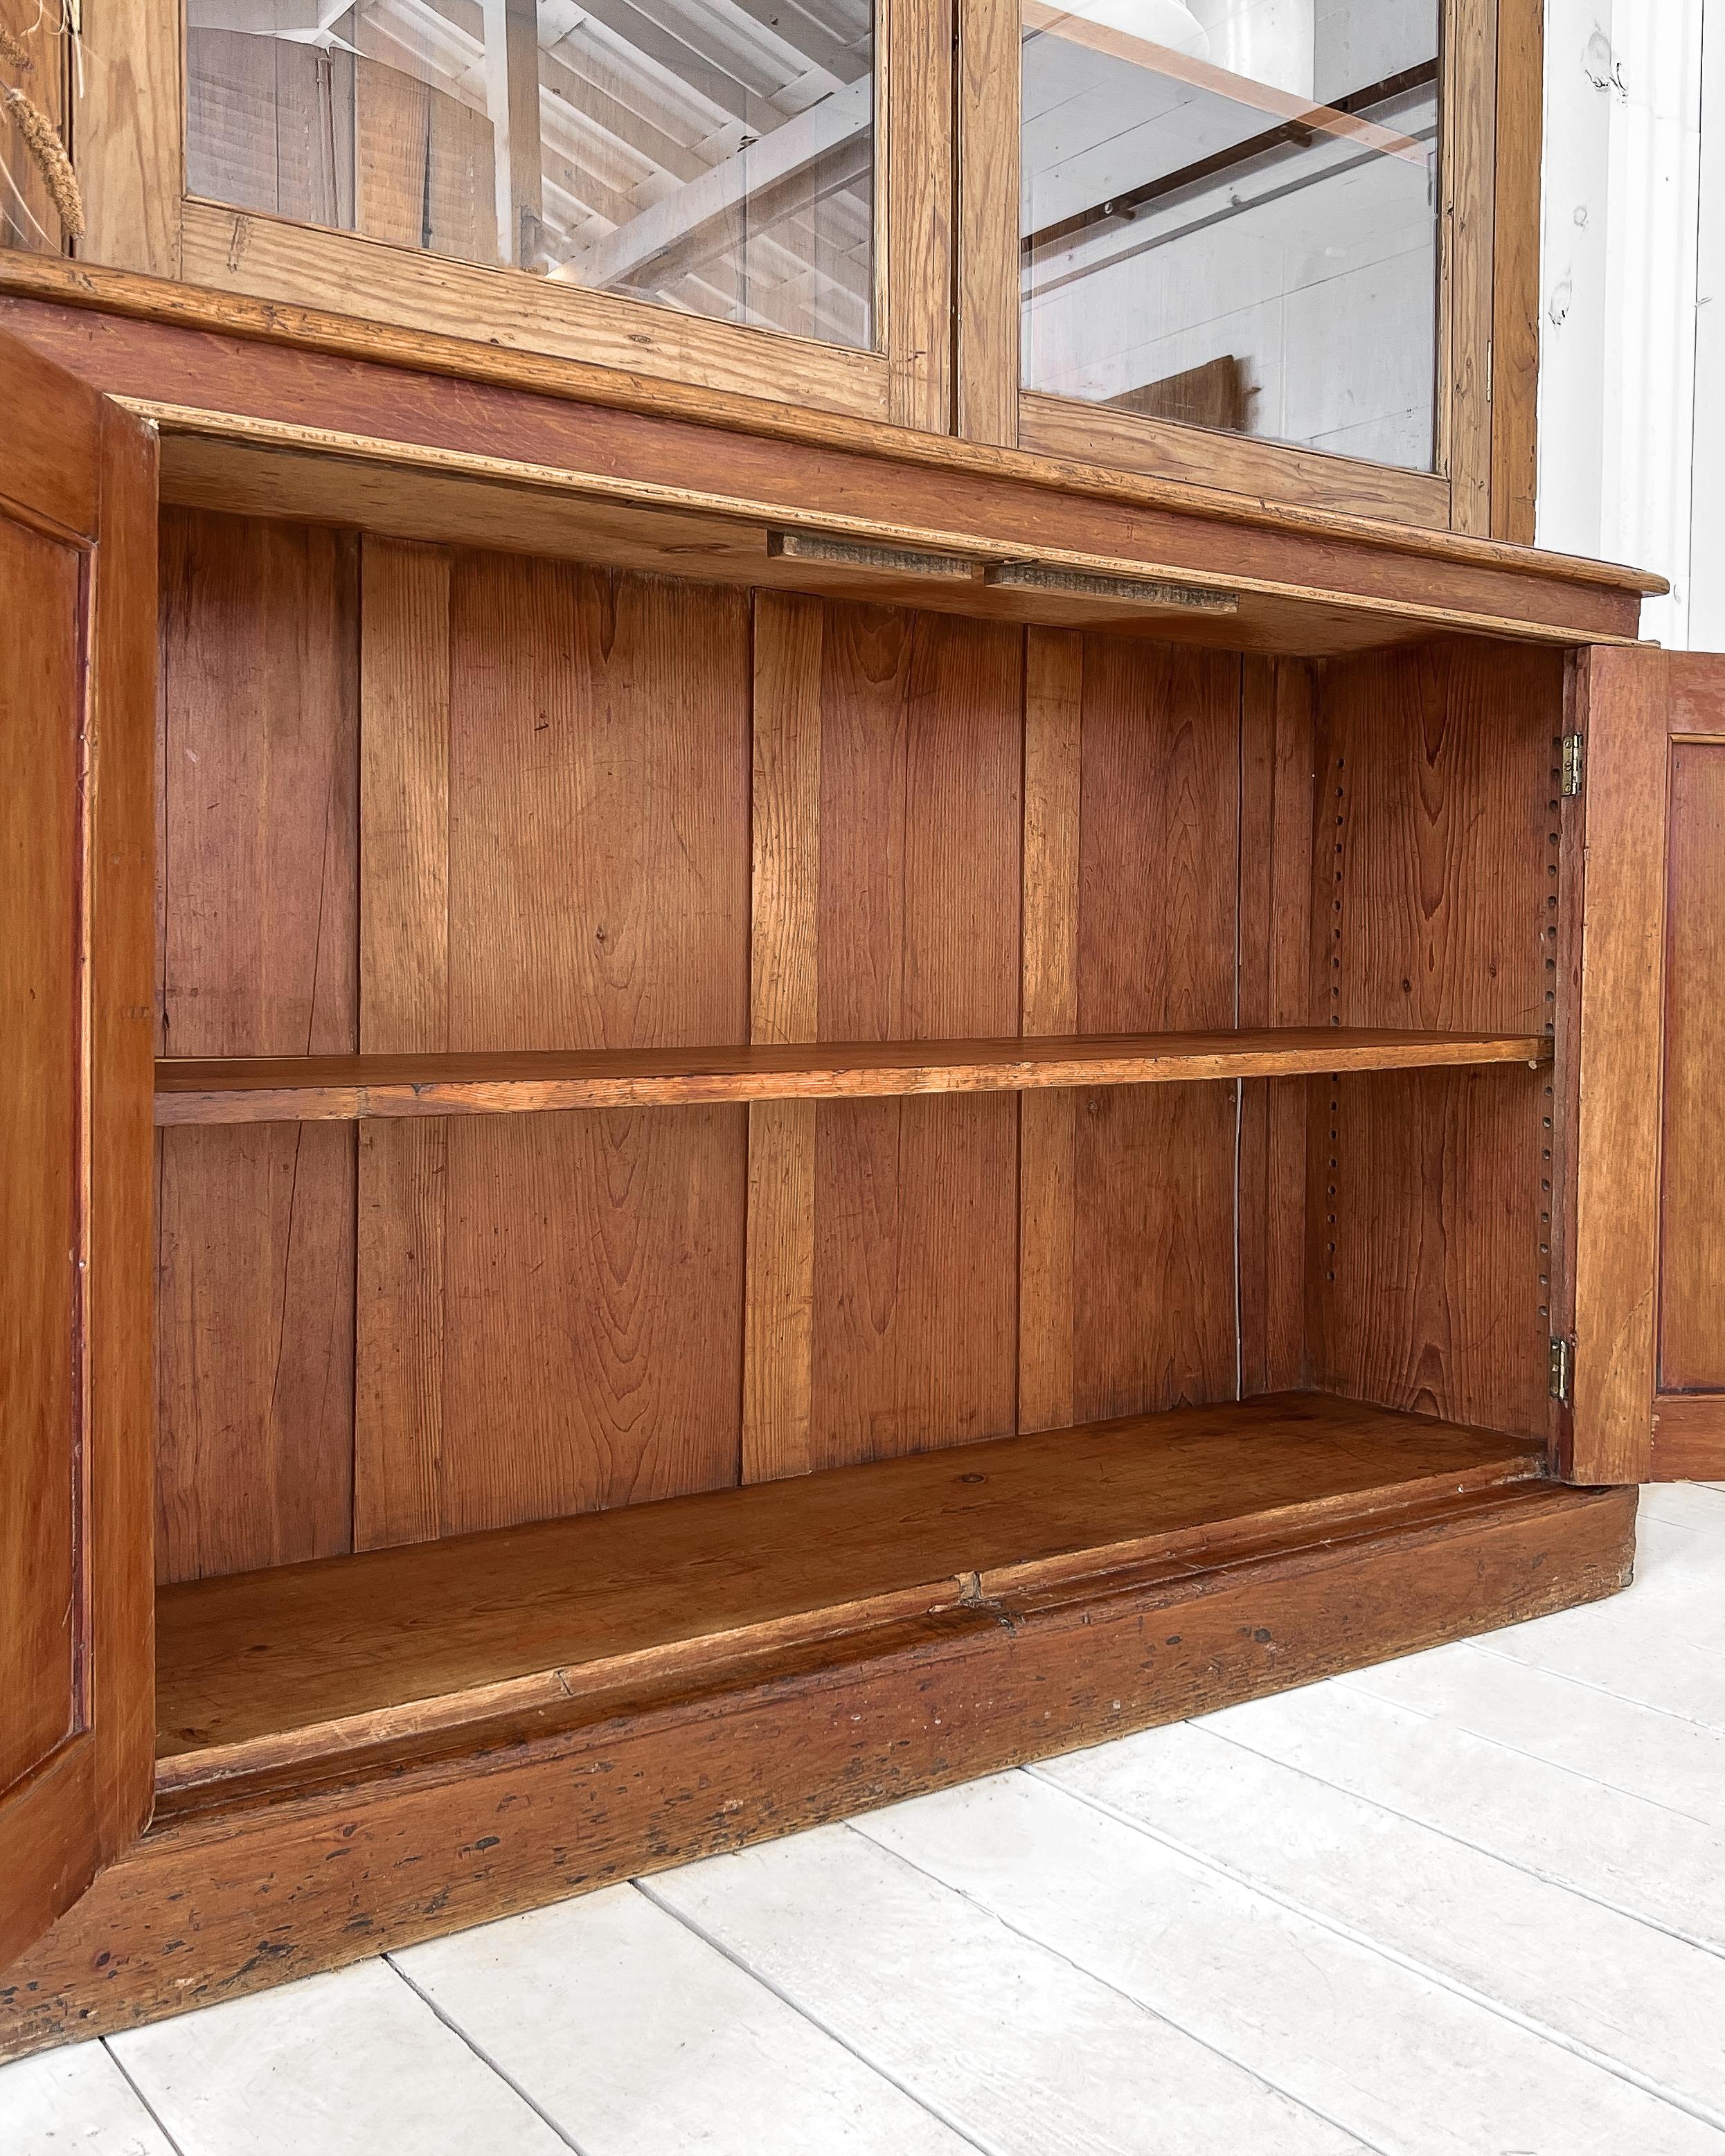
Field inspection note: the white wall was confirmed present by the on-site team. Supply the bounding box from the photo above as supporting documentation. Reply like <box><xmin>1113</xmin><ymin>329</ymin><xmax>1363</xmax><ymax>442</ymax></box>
<box><xmin>1536</xmin><ymin>0</ymin><xmax>1723</xmax><ymax>647</ymax></box>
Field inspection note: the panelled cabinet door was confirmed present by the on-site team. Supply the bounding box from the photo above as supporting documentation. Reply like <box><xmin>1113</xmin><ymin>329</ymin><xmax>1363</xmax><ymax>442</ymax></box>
<box><xmin>0</xmin><ymin>330</ymin><xmax>157</xmax><ymax>1969</ymax></box>
<box><xmin>1566</xmin><ymin>647</ymin><xmax>1725</xmax><ymax>1484</ymax></box>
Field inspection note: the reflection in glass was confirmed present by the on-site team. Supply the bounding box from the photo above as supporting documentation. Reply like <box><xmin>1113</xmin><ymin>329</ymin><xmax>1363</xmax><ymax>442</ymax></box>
<box><xmin>1021</xmin><ymin>0</ymin><xmax>1440</xmax><ymax>470</ymax></box>
<box><xmin>186</xmin><ymin>0</ymin><xmax>875</xmax><ymax>350</ymax></box>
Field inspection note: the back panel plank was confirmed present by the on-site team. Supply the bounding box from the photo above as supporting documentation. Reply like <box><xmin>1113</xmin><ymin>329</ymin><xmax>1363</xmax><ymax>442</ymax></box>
<box><xmin>357</xmin><ymin>554</ymin><xmax>753</xmax><ymax>1543</ymax></box>
<box><xmin>742</xmin><ymin>595</ymin><xmax>824</xmax><ymax>1485</ymax></box>
<box><xmin>355</xmin><ymin>540</ymin><xmax>452</xmax><ymax>1552</ymax></box>
<box><xmin>810</xmin><ymin>606</ymin><xmax>1024</xmax><ymax>1471</ymax></box>
<box><xmin>1069</xmin><ymin>637</ymin><xmax>1242</xmax><ymax>1421</ymax></box>
<box><xmin>1659</xmin><ymin>740</ymin><xmax>1725</xmax><ymax>1392</ymax></box>
<box><xmin>1237</xmin><ymin>658</ymin><xmax>1315</xmax><ymax>1396</ymax></box>
<box><xmin>1019</xmin><ymin>629</ymin><xmax>1082</xmax><ymax>1435</ymax></box>
<box><xmin>154</xmin><ymin>511</ymin><xmax>359</xmax><ymax>1583</ymax></box>
<box><xmin>1307</xmin><ymin>639</ymin><xmax>1562</xmax><ymax>1437</ymax></box>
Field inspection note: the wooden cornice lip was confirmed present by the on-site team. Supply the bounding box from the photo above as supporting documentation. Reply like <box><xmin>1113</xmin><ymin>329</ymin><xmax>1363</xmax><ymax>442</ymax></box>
<box><xmin>0</xmin><ymin>253</ymin><xmax>1667</xmax><ymax>600</ymax></box>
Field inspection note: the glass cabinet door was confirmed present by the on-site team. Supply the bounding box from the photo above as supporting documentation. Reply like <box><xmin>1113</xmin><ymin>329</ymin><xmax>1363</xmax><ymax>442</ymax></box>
<box><xmin>184</xmin><ymin>0</ymin><xmax>877</xmax><ymax>352</ymax></box>
<box><xmin>1019</xmin><ymin>0</ymin><xmax>1441</xmax><ymax>470</ymax></box>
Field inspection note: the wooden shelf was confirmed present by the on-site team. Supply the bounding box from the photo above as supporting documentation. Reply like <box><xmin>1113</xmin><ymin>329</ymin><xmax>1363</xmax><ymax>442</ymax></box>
<box><xmin>154</xmin><ymin>1391</ymin><xmax>1546</xmax><ymax>1796</ymax></box>
<box><xmin>154</xmin><ymin>1027</ymin><xmax>1551</xmax><ymax>1125</ymax></box>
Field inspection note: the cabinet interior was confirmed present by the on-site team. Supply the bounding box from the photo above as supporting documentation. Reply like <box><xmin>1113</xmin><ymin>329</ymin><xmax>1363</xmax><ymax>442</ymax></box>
<box><xmin>149</xmin><ymin>499</ymin><xmax>1568</xmax><ymax>1791</ymax></box>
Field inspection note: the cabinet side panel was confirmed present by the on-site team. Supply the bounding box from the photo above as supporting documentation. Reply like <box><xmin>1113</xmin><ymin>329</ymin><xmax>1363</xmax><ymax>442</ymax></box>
<box><xmin>422</xmin><ymin>561</ymin><xmax>752</xmax><ymax>1534</ymax></box>
<box><xmin>1659</xmin><ymin>741</ymin><xmax>1725</xmax><ymax>1392</ymax></box>
<box><xmin>810</xmin><ymin>606</ymin><xmax>1024</xmax><ymax>1468</ymax></box>
<box><xmin>154</xmin><ymin>512</ymin><xmax>359</xmax><ymax>1583</ymax></box>
<box><xmin>1069</xmin><ymin>638</ymin><xmax>1241</xmax><ymax>1421</ymax></box>
<box><xmin>1307</xmin><ymin>638</ymin><xmax>1561</xmax><ymax>1437</ymax></box>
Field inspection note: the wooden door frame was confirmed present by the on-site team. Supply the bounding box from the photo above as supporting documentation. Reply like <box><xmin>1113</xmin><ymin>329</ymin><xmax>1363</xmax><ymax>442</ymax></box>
<box><xmin>958</xmin><ymin>0</ymin><xmax>1543</xmax><ymax>539</ymax></box>
<box><xmin>0</xmin><ymin>332</ymin><xmax>157</xmax><ymax>1969</ymax></box>
<box><xmin>53</xmin><ymin>0</ymin><xmax>954</xmax><ymax>432</ymax></box>
<box><xmin>1562</xmin><ymin>647</ymin><xmax>1725</xmax><ymax>1486</ymax></box>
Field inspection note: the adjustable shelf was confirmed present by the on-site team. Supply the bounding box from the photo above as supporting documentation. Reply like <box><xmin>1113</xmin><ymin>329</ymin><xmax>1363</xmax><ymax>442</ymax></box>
<box><xmin>154</xmin><ymin>1026</ymin><xmax>1552</xmax><ymax>1125</ymax></box>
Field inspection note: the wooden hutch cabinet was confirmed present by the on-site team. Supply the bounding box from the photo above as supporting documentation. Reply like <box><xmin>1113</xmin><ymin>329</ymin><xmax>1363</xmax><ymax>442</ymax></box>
<box><xmin>0</xmin><ymin>0</ymin><xmax>1719</xmax><ymax>2058</ymax></box>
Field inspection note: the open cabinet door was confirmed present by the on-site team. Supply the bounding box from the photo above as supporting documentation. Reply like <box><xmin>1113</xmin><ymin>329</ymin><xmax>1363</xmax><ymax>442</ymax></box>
<box><xmin>1565</xmin><ymin>646</ymin><xmax>1725</xmax><ymax>1484</ymax></box>
<box><xmin>0</xmin><ymin>332</ymin><xmax>157</xmax><ymax>1968</ymax></box>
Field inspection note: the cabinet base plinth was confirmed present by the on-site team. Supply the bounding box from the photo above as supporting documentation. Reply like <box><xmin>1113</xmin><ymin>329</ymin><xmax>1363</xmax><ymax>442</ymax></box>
<box><xmin>0</xmin><ymin>1477</ymin><xmax>1634</xmax><ymax>2062</ymax></box>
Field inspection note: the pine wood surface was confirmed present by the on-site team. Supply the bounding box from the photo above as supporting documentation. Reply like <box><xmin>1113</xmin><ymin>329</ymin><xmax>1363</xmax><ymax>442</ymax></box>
<box><xmin>1016</xmin><ymin>393</ymin><xmax>1450</xmax><ymax>533</ymax></box>
<box><xmin>154</xmin><ymin>1029</ymin><xmax>1553</xmax><ymax>1123</ymax></box>
<box><xmin>807</xmin><ymin>607</ymin><xmax>1022</xmax><ymax>1471</ymax></box>
<box><xmin>0</xmin><ymin>297</ymin><xmax>1659</xmax><ymax>636</ymax></box>
<box><xmin>1237</xmin><ymin>658</ymin><xmax>1317</xmax><ymax>1397</ymax></box>
<box><xmin>1568</xmin><ymin>649</ymin><xmax>1669</xmax><ymax>1482</ymax></box>
<box><xmin>1490</xmin><ymin>0</ymin><xmax>1544</xmax><ymax>544</ymax></box>
<box><xmin>0</xmin><ymin>334</ymin><xmax>157</xmax><ymax>1973</ymax></box>
<box><xmin>0</xmin><ymin>508</ymin><xmax>82</xmax><ymax>1798</ymax></box>
<box><xmin>153</xmin><ymin>511</ymin><xmax>359</xmax><ymax>1585</ymax></box>
<box><xmin>149</xmin><ymin>424</ymin><xmax>1607</xmax><ymax>665</ymax></box>
<box><xmin>355</xmin><ymin>548</ymin><xmax>753</xmax><ymax>1545</ymax></box>
<box><xmin>150</xmin><ymin>1393</ymin><xmax>1545</xmax><ymax>1774</ymax></box>
<box><xmin>87</xmin><ymin>403</ymin><xmax>163</xmax><ymax>1862</ymax></box>
<box><xmin>1069</xmin><ymin>641</ymin><xmax>1241</xmax><ymax>1422</ymax></box>
<box><xmin>1647</xmin><ymin>661</ymin><xmax>1725</xmax><ymax>1477</ymax></box>
<box><xmin>0</xmin><ymin>1476</ymin><xmax>1632</xmax><ymax>2063</ymax></box>
<box><xmin>1657</xmin><ymin>740</ymin><xmax>1725</xmax><ymax>1392</ymax></box>
<box><xmin>1306</xmin><ymin>640</ymin><xmax>1564</xmax><ymax>1440</ymax></box>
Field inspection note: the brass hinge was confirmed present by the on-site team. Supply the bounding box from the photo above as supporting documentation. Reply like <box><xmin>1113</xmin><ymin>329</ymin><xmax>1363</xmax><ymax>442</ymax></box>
<box><xmin>1561</xmin><ymin>734</ymin><xmax>1585</xmax><ymax>798</ymax></box>
<box><xmin>1549</xmin><ymin>1336</ymin><xmax>1573</xmax><ymax>1404</ymax></box>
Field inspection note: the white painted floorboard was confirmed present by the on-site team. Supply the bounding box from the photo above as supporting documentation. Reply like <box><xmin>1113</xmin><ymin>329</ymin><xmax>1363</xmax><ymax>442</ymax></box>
<box><xmin>3</xmin><ymin>1492</ymin><xmax>1722</xmax><ymax>2156</ymax></box>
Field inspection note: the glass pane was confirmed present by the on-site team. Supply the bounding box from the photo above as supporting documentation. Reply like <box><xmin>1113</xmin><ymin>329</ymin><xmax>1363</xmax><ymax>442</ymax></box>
<box><xmin>185</xmin><ymin>0</ymin><xmax>875</xmax><ymax>350</ymax></box>
<box><xmin>1020</xmin><ymin>0</ymin><xmax>1440</xmax><ymax>471</ymax></box>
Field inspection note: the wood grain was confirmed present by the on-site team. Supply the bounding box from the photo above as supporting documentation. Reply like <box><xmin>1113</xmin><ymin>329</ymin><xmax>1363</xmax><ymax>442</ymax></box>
<box><xmin>87</xmin><ymin>401</ymin><xmax>161</xmax><ymax>1859</ymax></box>
<box><xmin>810</xmin><ymin>606</ymin><xmax>1023</xmax><ymax>1468</ymax></box>
<box><xmin>1657</xmin><ymin>742</ymin><xmax>1725</xmax><ymax>1392</ymax></box>
<box><xmin>1018</xmin><ymin>395</ymin><xmax>1451</xmax><ymax>534</ymax></box>
<box><xmin>1069</xmin><ymin>638</ymin><xmax>1241</xmax><ymax>1421</ymax></box>
<box><xmin>151</xmin><ymin>1392</ymin><xmax>1544</xmax><ymax>1770</ymax></box>
<box><xmin>74</xmin><ymin>0</ymin><xmax>183</xmax><ymax>278</ymax></box>
<box><xmin>1019</xmin><ymin>629</ymin><xmax>1082</xmax><ymax>1433</ymax></box>
<box><xmin>0</xmin><ymin>509</ymin><xmax>82</xmax><ymax>1799</ymax></box>
<box><xmin>354</xmin><ymin>540</ymin><xmax>453</xmax><ymax>1552</ymax></box>
<box><xmin>884</xmin><ymin>0</ymin><xmax>955</xmax><ymax>433</ymax></box>
<box><xmin>0</xmin><ymin>342</ymin><xmax>156</xmax><ymax>1973</ymax></box>
<box><xmin>956</xmin><ymin>0</ymin><xmax>1020</xmax><ymax>447</ymax></box>
<box><xmin>153</xmin><ymin>1030</ymin><xmax>1551</xmax><ymax>1122</ymax></box>
<box><xmin>359</xmin><ymin>542</ymin><xmax>451</xmax><ymax>1050</ymax></box>
<box><xmin>1490</xmin><ymin>0</ymin><xmax>1544</xmax><ymax>545</ymax></box>
<box><xmin>1307</xmin><ymin>639</ymin><xmax>1562</xmax><ymax>1439</ymax></box>
<box><xmin>177</xmin><ymin>202</ymin><xmax>895</xmax><ymax>423</ymax></box>
<box><xmin>1444</xmin><ymin>0</ymin><xmax>1498</xmax><ymax>535</ymax></box>
<box><xmin>1237</xmin><ymin>658</ymin><xmax>1316</xmax><ymax>1396</ymax></box>
<box><xmin>744</xmin><ymin>595</ymin><xmax>824</xmax><ymax>1482</ymax></box>
<box><xmin>154</xmin><ymin>512</ymin><xmax>359</xmax><ymax>1584</ymax></box>
<box><xmin>0</xmin><ymin>1478</ymin><xmax>1635</xmax><ymax>2059</ymax></box>
<box><xmin>1650</xmin><ymin>1395</ymin><xmax>1725</xmax><ymax>1480</ymax></box>
<box><xmin>0</xmin><ymin>280</ymin><xmax>1662</xmax><ymax>627</ymax></box>
<box><xmin>1568</xmin><ymin>648</ymin><xmax>1668</xmax><ymax>1483</ymax></box>
<box><xmin>373</xmin><ymin>558</ymin><xmax>753</xmax><ymax>1538</ymax></box>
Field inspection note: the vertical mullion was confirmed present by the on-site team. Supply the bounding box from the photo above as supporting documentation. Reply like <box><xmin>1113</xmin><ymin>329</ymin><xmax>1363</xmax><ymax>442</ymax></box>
<box><xmin>956</xmin><ymin>0</ymin><xmax>1021</xmax><ymax>444</ymax></box>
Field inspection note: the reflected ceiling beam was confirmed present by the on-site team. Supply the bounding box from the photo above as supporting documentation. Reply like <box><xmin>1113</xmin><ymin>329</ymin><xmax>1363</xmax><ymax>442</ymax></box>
<box><xmin>575</xmin><ymin>0</ymin><xmax>781</xmax><ymax>122</ymax></box>
<box><xmin>1022</xmin><ymin>1</ymin><xmax>1429</xmax><ymax>168</ymax></box>
<box><xmin>553</xmin><ymin>71</ymin><xmax>868</xmax><ymax>286</ymax></box>
<box><xmin>713</xmin><ymin>0</ymin><xmax>868</xmax><ymax>86</ymax></box>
